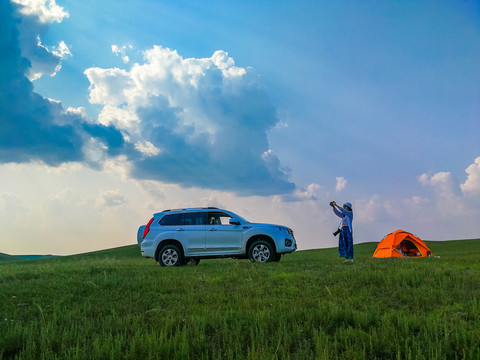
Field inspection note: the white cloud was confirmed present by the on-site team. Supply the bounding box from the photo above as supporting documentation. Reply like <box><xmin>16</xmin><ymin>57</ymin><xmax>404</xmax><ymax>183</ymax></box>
<box><xmin>460</xmin><ymin>156</ymin><xmax>480</xmax><ymax>196</ymax></box>
<box><xmin>429</xmin><ymin>172</ymin><xmax>455</xmax><ymax>192</ymax></box>
<box><xmin>12</xmin><ymin>0</ymin><xmax>69</xmax><ymax>23</ymax></box>
<box><xmin>97</xmin><ymin>105</ymin><xmax>139</xmax><ymax>130</ymax></box>
<box><xmin>293</xmin><ymin>183</ymin><xmax>321</xmax><ymax>201</ymax></box>
<box><xmin>66</xmin><ymin>106</ymin><xmax>89</xmax><ymax>121</ymax></box>
<box><xmin>335</xmin><ymin>176</ymin><xmax>347</xmax><ymax>192</ymax></box>
<box><xmin>419</xmin><ymin>171</ymin><xmax>460</xmax><ymax>198</ymax></box>
<box><xmin>134</xmin><ymin>141</ymin><xmax>162</xmax><ymax>157</ymax></box>
<box><xmin>85</xmin><ymin>68</ymin><xmax>133</xmax><ymax>106</ymax></box>
<box><xmin>418</xmin><ymin>170</ymin><xmax>470</xmax><ymax>221</ymax></box>
<box><xmin>211</xmin><ymin>50</ymin><xmax>247</xmax><ymax>77</ymax></box>
<box><xmin>52</xmin><ymin>40</ymin><xmax>71</xmax><ymax>59</ymax></box>
<box><xmin>112</xmin><ymin>44</ymin><xmax>133</xmax><ymax>64</ymax></box>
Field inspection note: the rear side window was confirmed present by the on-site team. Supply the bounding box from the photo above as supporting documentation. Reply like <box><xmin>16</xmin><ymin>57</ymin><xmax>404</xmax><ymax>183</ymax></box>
<box><xmin>159</xmin><ymin>213</ymin><xmax>181</xmax><ymax>226</ymax></box>
<box><xmin>180</xmin><ymin>212</ymin><xmax>206</xmax><ymax>225</ymax></box>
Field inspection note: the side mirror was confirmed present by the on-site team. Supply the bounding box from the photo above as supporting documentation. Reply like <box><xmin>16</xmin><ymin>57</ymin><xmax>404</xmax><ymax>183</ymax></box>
<box><xmin>229</xmin><ymin>218</ymin><xmax>241</xmax><ymax>225</ymax></box>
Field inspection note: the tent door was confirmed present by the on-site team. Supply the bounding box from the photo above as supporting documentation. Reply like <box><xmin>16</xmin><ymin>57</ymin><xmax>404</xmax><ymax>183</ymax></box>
<box><xmin>397</xmin><ymin>239</ymin><xmax>422</xmax><ymax>257</ymax></box>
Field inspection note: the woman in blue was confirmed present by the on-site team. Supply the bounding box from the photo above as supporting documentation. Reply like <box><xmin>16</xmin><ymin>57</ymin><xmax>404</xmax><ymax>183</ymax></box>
<box><xmin>330</xmin><ymin>201</ymin><xmax>354</xmax><ymax>262</ymax></box>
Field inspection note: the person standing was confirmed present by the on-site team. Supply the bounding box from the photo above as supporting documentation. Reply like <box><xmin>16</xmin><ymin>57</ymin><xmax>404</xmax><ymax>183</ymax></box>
<box><xmin>330</xmin><ymin>201</ymin><xmax>354</xmax><ymax>262</ymax></box>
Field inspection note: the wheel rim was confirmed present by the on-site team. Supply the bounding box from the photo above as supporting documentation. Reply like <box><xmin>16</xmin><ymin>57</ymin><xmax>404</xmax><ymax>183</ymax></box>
<box><xmin>161</xmin><ymin>248</ymin><xmax>178</xmax><ymax>266</ymax></box>
<box><xmin>252</xmin><ymin>244</ymin><xmax>270</xmax><ymax>262</ymax></box>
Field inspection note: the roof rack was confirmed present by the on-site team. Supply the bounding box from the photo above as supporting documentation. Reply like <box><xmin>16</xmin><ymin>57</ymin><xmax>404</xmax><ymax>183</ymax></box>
<box><xmin>161</xmin><ymin>207</ymin><xmax>219</xmax><ymax>212</ymax></box>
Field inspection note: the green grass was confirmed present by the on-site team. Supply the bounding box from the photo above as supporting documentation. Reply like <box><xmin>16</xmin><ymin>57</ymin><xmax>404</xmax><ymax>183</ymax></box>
<box><xmin>1</xmin><ymin>240</ymin><xmax>479</xmax><ymax>359</ymax></box>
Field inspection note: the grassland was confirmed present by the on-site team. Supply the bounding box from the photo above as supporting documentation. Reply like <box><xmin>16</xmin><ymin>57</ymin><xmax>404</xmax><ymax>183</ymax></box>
<box><xmin>1</xmin><ymin>240</ymin><xmax>479</xmax><ymax>359</ymax></box>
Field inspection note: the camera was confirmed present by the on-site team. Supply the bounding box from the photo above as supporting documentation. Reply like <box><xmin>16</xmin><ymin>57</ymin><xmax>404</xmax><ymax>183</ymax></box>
<box><xmin>333</xmin><ymin>228</ymin><xmax>341</xmax><ymax>236</ymax></box>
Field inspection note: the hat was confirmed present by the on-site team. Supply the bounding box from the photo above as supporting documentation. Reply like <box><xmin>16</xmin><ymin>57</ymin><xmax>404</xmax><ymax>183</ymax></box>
<box><xmin>343</xmin><ymin>202</ymin><xmax>352</xmax><ymax>209</ymax></box>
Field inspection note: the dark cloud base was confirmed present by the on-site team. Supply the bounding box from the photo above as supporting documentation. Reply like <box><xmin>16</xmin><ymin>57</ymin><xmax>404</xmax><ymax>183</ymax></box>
<box><xmin>0</xmin><ymin>0</ymin><xmax>124</xmax><ymax>166</ymax></box>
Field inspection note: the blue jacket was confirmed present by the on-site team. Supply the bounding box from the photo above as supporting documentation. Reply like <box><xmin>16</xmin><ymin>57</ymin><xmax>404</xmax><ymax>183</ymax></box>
<box><xmin>333</xmin><ymin>207</ymin><xmax>353</xmax><ymax>233</ymax></box>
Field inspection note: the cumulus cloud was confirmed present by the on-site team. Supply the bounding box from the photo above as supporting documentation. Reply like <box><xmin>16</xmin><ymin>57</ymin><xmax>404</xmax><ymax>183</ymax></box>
<box><xmin>0</xmin><ymin>0</ymin><xmax>124</xmax><ymax>166</ymax></box>
<box><xmin>335</xmin><ymin>176</ymin><xmax>347</xmax><ymax>192</ymax></box>
<box><xmin>460</xmin><ymin>156</ymin><xmax>480</xmax><ymax>196</ymax></box>
<box><xmin>277</xmin><ymin>183</ymin><xmax>322</xmax><ymax>203</ymax></box>
<box><xmin>295</xmin><ymin>183</ymin><xmax>321</xmax><ymax>200</ymax></box>
<box><xmin>11</xmin><ymin>0</ymin><xmax>68</xmax><ymax>23</ymax></box>
<box><xmin>419</xmin><ymin>171</ymin><xmax>461</xmax><ymax>198</ymax></box>
<box><xmin>85</xmin><ymin>46</ymin><xmax>295</xmax><ymax>195</ymax></box>
<box><xmin>418</xmin><ymin>170</ymin><xmax>469</xmax><ymax>220</ymax></box>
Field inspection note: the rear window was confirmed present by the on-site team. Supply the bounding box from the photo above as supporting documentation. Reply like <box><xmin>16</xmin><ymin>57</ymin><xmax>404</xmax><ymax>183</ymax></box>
<box><xmin>159</xmin><ymin>213</ymin><xmax>181</xmax><ymax>226</ymax></box>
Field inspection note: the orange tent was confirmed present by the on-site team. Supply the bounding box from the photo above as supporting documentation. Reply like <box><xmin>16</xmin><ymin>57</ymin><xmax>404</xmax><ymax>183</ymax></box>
<box><xmin>373</xmin><ymin>230</ymin><xmax>434</xmax><ymax>258</ymax></box>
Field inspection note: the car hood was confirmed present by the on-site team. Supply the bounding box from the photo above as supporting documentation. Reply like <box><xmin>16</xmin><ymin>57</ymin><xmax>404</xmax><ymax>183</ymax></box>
<box><xmin>247</xmin><ymin>222</ymin><xmax>289</xmax><ymax>229</ymax></box>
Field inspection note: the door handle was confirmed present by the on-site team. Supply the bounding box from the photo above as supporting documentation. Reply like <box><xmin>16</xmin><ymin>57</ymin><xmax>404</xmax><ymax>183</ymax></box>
<box><xmin>208</xmin><ymin>228</ymin><xmax>217</xmax><ymax>231</ymax></box>
<box><xmin>176</xmin><ymin>228</ymin><xmax>184</xmax><ymax>231</ymax></box>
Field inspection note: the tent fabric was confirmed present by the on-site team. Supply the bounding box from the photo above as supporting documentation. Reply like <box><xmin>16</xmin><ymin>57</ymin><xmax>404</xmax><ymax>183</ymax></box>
<box><xmin>373</xmin><ymin>230</ymin><xmax>434</xmax><ymax>258</ymax></box>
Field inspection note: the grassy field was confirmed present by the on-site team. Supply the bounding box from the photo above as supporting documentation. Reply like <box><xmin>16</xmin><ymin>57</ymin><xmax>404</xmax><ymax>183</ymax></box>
<box><xmin>1</xmin><ymin>240</ymin><xmax>479</xmax><ymax>359</ymax></box>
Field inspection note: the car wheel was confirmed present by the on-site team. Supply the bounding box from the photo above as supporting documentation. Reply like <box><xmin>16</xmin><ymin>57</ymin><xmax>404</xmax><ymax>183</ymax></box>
<box><xmin>248</xmin><ymin>240</ymin><xmax>275</xmax><ymax>263</ymax></box>
<box><xmin>158</xmin><ymin>244</ymin><xmax>184</xmax><ymax>267</ymax></box>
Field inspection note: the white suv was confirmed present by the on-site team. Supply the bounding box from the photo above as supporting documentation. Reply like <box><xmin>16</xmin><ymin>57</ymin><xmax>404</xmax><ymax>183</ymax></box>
<box><xmin>137</xmin><ymin>207</ymin><xmax>296</xmax><ymax>266</ymax></box>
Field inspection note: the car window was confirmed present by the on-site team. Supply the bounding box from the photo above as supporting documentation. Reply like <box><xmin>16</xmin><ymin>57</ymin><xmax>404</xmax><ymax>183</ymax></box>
<box><xmin>208</xmin><ymin>212</ymin><xmax>233</xmax><ymax>225</ymax></box>
<box><xmin>180</xmin><ymin>212</ymin><xmax>206</xmax><ymax>226</ymax></box>
<box><xmin>159</xmin><ymin>213</ymin><xmax>181</xmax><ymax>226</ymax></box>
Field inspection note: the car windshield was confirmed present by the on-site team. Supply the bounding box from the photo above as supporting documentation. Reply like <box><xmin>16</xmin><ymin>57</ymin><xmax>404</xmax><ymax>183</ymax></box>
<box><xmin>227</xmin><ymin>211</ymin><xmax>250</xmax><ymax>224</ymax></box>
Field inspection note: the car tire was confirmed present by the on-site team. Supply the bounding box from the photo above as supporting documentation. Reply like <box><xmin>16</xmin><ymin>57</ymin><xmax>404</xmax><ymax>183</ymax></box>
<box><xmin>158</xmin><ymin>244</ymin><xmax>184</xmax><ymax>267</ymax></box>
<box><xmin>248</xmin><ymin>240</ymin><xmax>275</xmax><ymax>263</ymax></box>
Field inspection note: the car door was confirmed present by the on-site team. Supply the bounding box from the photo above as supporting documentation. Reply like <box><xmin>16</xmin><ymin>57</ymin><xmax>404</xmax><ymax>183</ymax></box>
<box><xmin>205</xmin><ymin>211</ymin><xmax>243</xmax><ymax>255</ymax></box>
<box><xmin>174</xmin><ymin>212</ymin><xmax>206</xmax><ymax>255</ymax></box>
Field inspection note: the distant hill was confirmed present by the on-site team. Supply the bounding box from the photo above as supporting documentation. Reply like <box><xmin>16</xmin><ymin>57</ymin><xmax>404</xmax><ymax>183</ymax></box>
<box><xmin>0</xmin><ymin>253</ymin><xmax>57</xmax><ymax>263</ymax></box>
<box><xmin>0</xmin><ymin>253</ymin><xmax>21</xmax><ymax>262</ymax></box>
<box><xmin>68</xmin><ymin>244</ymin><xmax>140</xmax><ymax>259</ymax></box>
<box><xmin>0</xmin><ymin>244</ymin><xmax>140</xmax><ymax>263</ymax></box>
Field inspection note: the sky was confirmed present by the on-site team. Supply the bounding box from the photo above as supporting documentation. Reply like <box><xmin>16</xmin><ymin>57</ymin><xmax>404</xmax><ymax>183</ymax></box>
<box><xmin>1</xmin><ymin>0</ymin><xmax>480</xmax><ymax>255</ymax></box>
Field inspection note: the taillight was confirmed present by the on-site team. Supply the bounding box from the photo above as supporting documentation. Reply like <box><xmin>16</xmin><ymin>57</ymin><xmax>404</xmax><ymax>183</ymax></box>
<box><xmin>143</xmin><ymin>218</ymin><xmax>154</xmax><ymax>239</ymax></box>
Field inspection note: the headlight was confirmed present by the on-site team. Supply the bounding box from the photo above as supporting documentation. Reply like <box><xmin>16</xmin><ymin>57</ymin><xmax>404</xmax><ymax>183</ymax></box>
<box><xmin>279</xmin><ymin>226</ymin><xmax>294</xmax><ymax>238</ymax></box>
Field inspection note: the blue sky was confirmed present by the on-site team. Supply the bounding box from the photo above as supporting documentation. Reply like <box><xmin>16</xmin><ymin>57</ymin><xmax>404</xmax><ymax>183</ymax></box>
<box><xmin>1</xmin><ymin>0</ymin><xmax>480</xmax><ymax>255</ymax></box>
